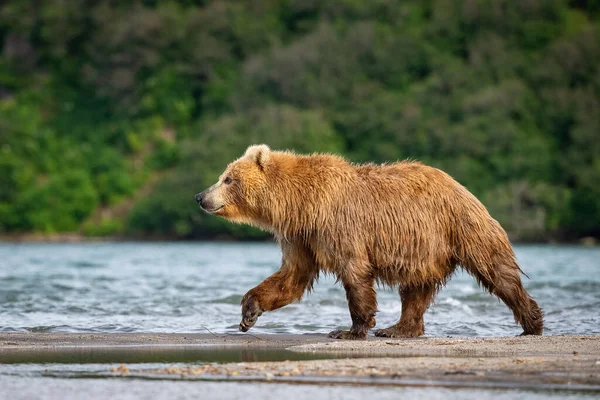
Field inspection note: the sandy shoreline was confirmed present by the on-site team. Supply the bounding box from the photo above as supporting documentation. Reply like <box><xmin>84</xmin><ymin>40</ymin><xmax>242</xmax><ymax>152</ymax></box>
<box><xmin>0</xmin><ymin>332</ymin><xmax>322</xmax><ymax>347</ymax></box>
<box><xmin>1</xmin><ymin>333</ymin><xmax>599</xmax><ymax>389</ymax></box>
<box><xmin>2</xmin><ymin>332</ymin><xmax>598</xmax><ymax>356</ymax></box>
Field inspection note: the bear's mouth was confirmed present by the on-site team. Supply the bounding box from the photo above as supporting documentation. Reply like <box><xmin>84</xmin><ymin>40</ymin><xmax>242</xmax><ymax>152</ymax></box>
<box><xmin>203</xmin><ymin>205</ymin><xmax>224</xmax><ymax>214</ymax></box>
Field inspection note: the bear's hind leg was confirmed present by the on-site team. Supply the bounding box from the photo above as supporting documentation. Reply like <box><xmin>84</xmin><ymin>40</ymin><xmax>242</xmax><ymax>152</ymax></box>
<box><xmin>374</xmin><ymin>284</ymin><xmax>436</xmax><ymax>338</ymax></box>
<box><xmin>328</xmin><ymin>276</ymin><xmax>377</xmax><ymax>340</ymax></box>
<box><xmin>467</xmin><ymin>260</ymin><xmax>543</xmax><ymax>336</ymax></box>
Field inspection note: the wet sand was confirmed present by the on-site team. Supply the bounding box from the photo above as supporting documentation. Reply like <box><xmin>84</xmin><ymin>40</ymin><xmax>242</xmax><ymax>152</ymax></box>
<box><xmin>1</xmin><ymin>333</ymin><xmax>599</xmax><ymax>390</ymax></box>
<box><xmin>0</xmin><ymin>332</ymin><xmax>323</xmax><ymax>348</ymax></box>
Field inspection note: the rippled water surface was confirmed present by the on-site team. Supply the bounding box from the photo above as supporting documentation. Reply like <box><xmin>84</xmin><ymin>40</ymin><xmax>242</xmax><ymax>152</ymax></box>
<box><xmin>0</xmin><ymin>242</ymin><xmax>598</xmax><ymax>336</ymax></box>
<box><xmin>2</xmin><ymin>375</ymin><xmax>598</xmax><ymax>400</ymax></box>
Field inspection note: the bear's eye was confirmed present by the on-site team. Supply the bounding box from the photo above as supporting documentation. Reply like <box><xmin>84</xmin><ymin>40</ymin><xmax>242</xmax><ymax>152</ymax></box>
<box><xmin>223</xmin><ymin>176</ymin><xmax>233</xmax><ymax>185</ymax></box>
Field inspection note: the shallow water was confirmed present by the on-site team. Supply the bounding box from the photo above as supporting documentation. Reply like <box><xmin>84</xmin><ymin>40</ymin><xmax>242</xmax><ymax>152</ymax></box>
<box><xmin>1</xmin><ymin>242</ymin><xmax>599</xmax><ymax>398</ymax></box>
<box><xmin>0</xmin><ymin>360</ymin><xmax>598</xmax><ymax>399</ymax></box>
<box><xmin>2</xmin><ymin>375</ymin><xmax>598</xmax><ymax>400</ymax></box>
<box><xmin>0</xmin><ymin>242</ymin><xmax>598</xmax><ymax>336</ymax></box>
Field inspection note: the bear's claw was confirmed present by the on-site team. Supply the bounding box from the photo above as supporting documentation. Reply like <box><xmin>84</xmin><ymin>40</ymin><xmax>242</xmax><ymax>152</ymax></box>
<box><xmin>373</xmin><ymin>326</ymin><xmax>423</xmax><ymax>338</ymax></box>
<box><xmin>327</xmin><ymin>330</ymin><xmax>367</xmax><ymax>340</ymax></box>
<box><xmin>240</xmin><ymin>295</ymin><xmax>262</xmax><ymax>332</ymax></box>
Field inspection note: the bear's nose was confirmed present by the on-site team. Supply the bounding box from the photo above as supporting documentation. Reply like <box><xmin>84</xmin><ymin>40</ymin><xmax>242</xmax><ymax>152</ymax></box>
<box><xmin>194</xmin><ymin>192</ymin><xmax>204</xmax><ymax>203</ymax></box>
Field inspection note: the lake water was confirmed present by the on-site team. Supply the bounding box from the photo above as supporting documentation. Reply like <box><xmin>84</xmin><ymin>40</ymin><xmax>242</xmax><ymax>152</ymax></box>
<box><xmin>0</xmin><ymin>242</ymin><xmax>598</xmax><ymax>336</ymax></box>
<box><xmin>2</xmin><ymin>375</ymin><xmax>598</xmax><ymax>400</ymax></box>
<box><xmin>1</xmin><ymin>242</ymin><xmax>599</xmax><ymax>399</ymax></box>
<box><xmin>1</xmin><ymin>375</ymin><xmax>598</xmax><ymax>400</ymax></box>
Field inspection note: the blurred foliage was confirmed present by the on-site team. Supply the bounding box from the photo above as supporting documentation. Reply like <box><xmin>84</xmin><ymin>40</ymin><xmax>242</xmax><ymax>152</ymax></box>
<box><xmin>0</xmin><ymin>0</ymin><xmax>599</xmax><ymax>241</ymax></box>
<box><xmin>127</xmin><ymin>105</ymin><xmax>343</xmax><ymax>239</ymax></box>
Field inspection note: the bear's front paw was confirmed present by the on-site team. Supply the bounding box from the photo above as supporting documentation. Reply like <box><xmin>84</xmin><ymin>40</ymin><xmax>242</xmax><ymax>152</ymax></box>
<box><xmin>327</xmin><ymin>330</ymin><xmax>367</xmax><ymax>340</ymax></box>
<box><xmin>240</xmin><ymin>294</ymin><xmax>263</xmax><ymax>332</ymax></box>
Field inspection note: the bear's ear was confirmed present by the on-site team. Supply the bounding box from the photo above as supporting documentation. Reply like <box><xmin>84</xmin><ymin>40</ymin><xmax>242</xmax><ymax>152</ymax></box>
<box><xmin>244</xmin><ymin>144</ymin><xmax>270</xmax><ymax>170</ymax></box>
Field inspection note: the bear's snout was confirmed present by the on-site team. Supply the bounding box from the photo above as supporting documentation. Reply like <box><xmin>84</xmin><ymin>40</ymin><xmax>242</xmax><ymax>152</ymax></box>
<box><xmin>195</xmin><ymin>189</ymin><xmax>224</xmax><ymax>213</ymax></box>
<box><xmin>195</xmin><ymin>191</ymin><xmax>210</xmax><ymax>210</ymax></box>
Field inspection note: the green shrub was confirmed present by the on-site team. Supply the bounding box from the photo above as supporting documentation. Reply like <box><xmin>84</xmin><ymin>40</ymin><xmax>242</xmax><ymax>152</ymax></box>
<box><xmin>82</xmin><ymin>218</ymin><xmax>124</xmax><ymax>237</ymax></box>
<box><xmin>1</xmin><ymin>0</ymin><xmax>598</xmax><ymax>241</ymax></box>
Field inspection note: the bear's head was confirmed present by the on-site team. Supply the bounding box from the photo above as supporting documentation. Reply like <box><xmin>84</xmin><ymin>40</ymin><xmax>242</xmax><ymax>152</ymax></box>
<box><xmin>195</xmin><ymin>144</ymin><xmax>273</xmax><ymax>227</ymax></box>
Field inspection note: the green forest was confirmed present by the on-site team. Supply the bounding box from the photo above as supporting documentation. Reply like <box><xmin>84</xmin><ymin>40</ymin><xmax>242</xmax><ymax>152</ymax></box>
<box><xmin>1</xmin><ymin>0</ymin><xmax>599</xmax><ymax>242</ymax></box>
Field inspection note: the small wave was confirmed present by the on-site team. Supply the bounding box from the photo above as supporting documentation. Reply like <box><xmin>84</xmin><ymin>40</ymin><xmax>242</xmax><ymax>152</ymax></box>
<box><xmin>454</xmin><ymin>284</ymin><xmax>479</xmax><ymax>295</ymax></box>
<box><xmin>0</xmin><ymin>291</ymin><xmax>21</xmax><ymax>303</ymax></box>
<box><xmin>209</xmin><ymin>295</ymin><xmax>243</xmax><ymax>305</ymax></box>
<box><xmin>429</xmin><ymin>321</ymin><xmax>482</xmax><ymax>337</ymax></box>
<box><xmin>528</xmin><ymin>281</ymin><xmax>600</xmax><ymax>291</ymax></box>
<box><xmin>131</xmin><ymin>258</ymin><xmax>157</xmax><ymax>265</ymax></box>
<box><xmin>0</xmin><ymin>327</ymin><xmax>26</xmax><ymax>333</ymax></box>
<box><xmin>245</xmin><ymin>261</ymin><xmax>278</xmax><ymax>269</ymax></box>
<box><xmin>317</xmin><ymin>299</ymin><xmax>344</xmax><ymax>306</ymax></box>
<box><xmin>544</xmin><ymin>301</ymin><xmax>600</xmax><ymax>315</ymax></box>
<box><xmin>437</xmin><ymin>297</ymin><xmax>474</xmax><ymax>316</ymax></box>
<box><xmin>0</xmin><ymin>276</ymin><xmax>23</xmax><ymax>282</ymax></box>
<box><xmin>174</xmin><ymin>283</ymin><xmax>198</xmax><ymax>291</ymax></box>
<box><xmin>90</xmin><ymin>325</ymin><xmax>138</xmax><ymax>333</ymax></box>
<box><xmin>291</xmin><ymin>324</ymin><xmax>321</xmax><ymax>332</ymax></box>
<box><xmin>51</xmin><ymin>283</ymin><xmax>75</xmax><ymax>291</ymax></box>
<box><xmin>69</xmin><ymin>261</ymin><xmax>104</xmax><ymax>269</ymax></box>
<box><xmin>65</xmin><ymin>306</ymin><xmax>89</xmax><ymax>314</ymax></box>
<box><xmin>455</xmin><ymin>293</ymin><xmax>491</xmax><ymax>302</ymax></box>
<box><xmin>25</xmin><ymin>325</ymin><xmax>69</xmax><ymax>333</ymax></box>
<box><xmin>94</xmin><ymin>276</ymin><xmax>117</xmax><ymax>282</ymax></box>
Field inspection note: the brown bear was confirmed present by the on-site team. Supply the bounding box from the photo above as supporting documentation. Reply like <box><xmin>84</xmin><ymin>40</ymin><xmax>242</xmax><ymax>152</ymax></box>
<box><xmin>195</xmin><ymin>144</ymin><xmax>543</xmax><ymax>339</ymax></box>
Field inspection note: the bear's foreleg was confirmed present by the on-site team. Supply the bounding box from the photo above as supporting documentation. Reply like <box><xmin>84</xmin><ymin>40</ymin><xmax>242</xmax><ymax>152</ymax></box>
<box><xmin>240</xmin><ymin>243</ymin><xmax>318</xmax><ymax>332</ymax></box>
<box><xmin>328</xmin><ymin>275</ymin><xmax>377</xmax><ymax>340</ymax></box>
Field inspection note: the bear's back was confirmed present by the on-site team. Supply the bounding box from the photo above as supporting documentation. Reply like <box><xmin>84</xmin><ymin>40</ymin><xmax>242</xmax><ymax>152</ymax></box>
<box><xmin>308</xmin><ymin>158</ymin><xmax>494</xmax><ymax>277</ymax></box>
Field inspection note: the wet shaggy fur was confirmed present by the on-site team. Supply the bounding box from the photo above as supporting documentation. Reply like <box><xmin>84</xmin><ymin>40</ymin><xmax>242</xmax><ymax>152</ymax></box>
<box><xmin>195</xmin><ymin>144</ymin><xmax>544</xmax><ymax>340</ymax></box>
